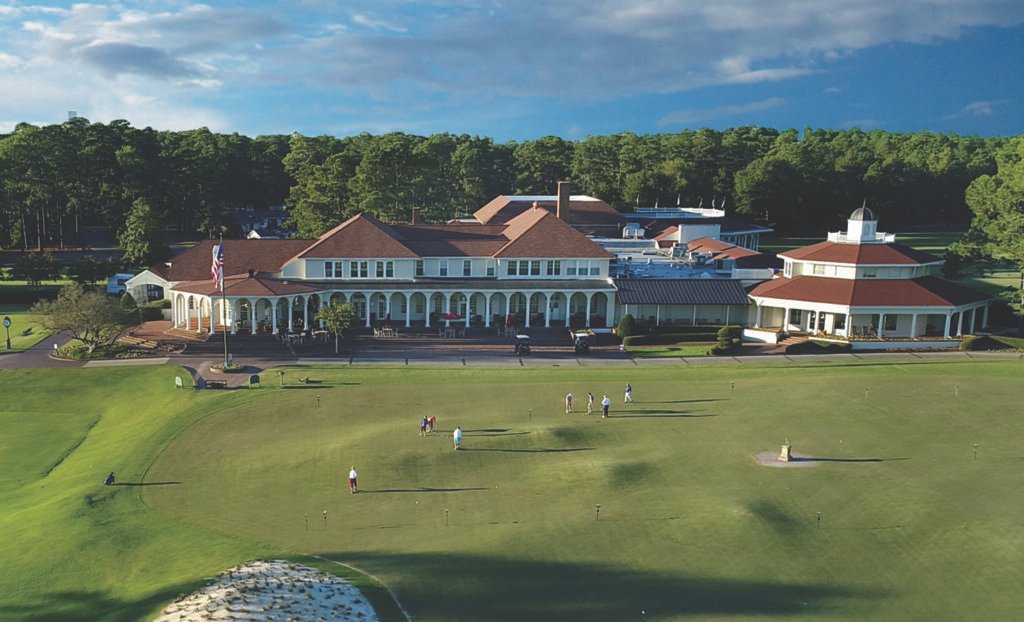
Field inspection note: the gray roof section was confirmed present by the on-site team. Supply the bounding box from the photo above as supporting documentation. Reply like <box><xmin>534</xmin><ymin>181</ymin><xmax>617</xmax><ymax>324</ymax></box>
<box><xmin>614</xmin><ymin>278</ymin><xmax>750</xmax><ymax>305</ymax></box>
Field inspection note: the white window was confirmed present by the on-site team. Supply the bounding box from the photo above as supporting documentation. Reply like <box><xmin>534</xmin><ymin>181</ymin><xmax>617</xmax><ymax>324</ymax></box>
<box><xmin>566</xmin><ymin>261</ymin><xmax>577</xmax><ymax>276</ymax></box>
<box><xmin>463</xmin><ymin>260</ymin><xmax>472</xmax><ymax>276</ymax></box>
<box><xmin>400</xmin><ymin>300</ymin><xmax>408</xmax><ymax>313</ymax></box>
<box><xmin>863</xmin><ymin>268</ymin><xmax>877</xmax><ymax>278</ymax></box>
<box><xmin>324</xmin><ymin>261</ymin><xmax>333</xmax><ymax>278</ymax></box>
<box><xmin>784</xmin><ymin>262</ymin><xmax>793</xmax><ymax>277</ymax></box>
<box><xmin>486</xmin><ymin>262</ymin><xmax>495</xmax><ymax>277</ymax></box>
<box><xmin>519</xmin><ymin>260</ymin><xmax>529</xmax><ymax>275</ymax></box>
<box><xmin>546</xmin><ymin>260</ymin><xmax>561</xmax><ymax>276</ymax></box>
<box><xmin>376</xmin><ymin>261</ymin><xmax>385</xmax><ymax>278</ymax></box>
<box><xmin>385</xmin><ymin>261</ymin><xmax>394</xmax><ymax>278</ymax></box>
<box><xmin>813</xmin><ymin>264</ymin><xmax>825</xmax><ymax>275</ymax></box>
<box><xmin>589</xmin><ymin>263</ymin><xmax>599</xmax><ymax>275</ymax></box>
<box><xmin>530</xmin><ymin>260</ymin><xmax>541</xmax><ymax>276</ymax></box>
<box><xmin>415</xmin><ymin>260</ymin><xmax>424</xmax><ymax>276</ymax></box>
<box><xmin>507</xmin><ymin>261</ymin><xmax>518</xmax><ymax>276</ymax></box>
<box><xmin>439</xmin><ymin>260</ymin><xmax>448</xmax><ymax>277</ymax></box>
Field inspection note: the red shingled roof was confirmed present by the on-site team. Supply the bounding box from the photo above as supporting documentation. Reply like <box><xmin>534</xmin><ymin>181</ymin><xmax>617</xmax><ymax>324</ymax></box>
<box><xmin>148</xmin><ymin>239</ymin><xmax>313</xmax><ymax>282</ymax></box>
<box><xmin>474</xmin><ymin>195</ymin><xmax>624</xmax><ymax>226</ymax></box>
<box><xmin>686</xmin><ymin>237</ymin><xmax>759</xmax><ymax>260</ymax></box>
<box><xmin>781</xmin><ymin>241</ymin><xmax>941</xmax><ymax>265</ymax></box>
<box><xmin>297</xmin><ymin>213</ymin><xmax>418</xmax><ymax>259</ymax></box>
<box><xmin>749</xmin><ymin>275</ymin><xmax>990</xmax><ymax>307</ymax></box>
<box><xmin>173</xmin><ymin>273</ymin><xmax>321</xmax><ymax>297</ymax></box>
<box><xmin>494</xmin><ymin>207</ymin><xmax>615</xmax><ymax>259</ymax></box>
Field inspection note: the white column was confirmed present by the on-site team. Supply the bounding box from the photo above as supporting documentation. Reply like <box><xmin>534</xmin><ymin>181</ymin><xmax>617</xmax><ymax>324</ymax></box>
<box><xmin>404</xmin><ymin>293</ymin><xmax>411</xmax><ymax>328</ymax></box>
<box><xmin>484</xmin><ymin>294</ymin><xmax>492</xmax><ymax>328</ymax></box>
<box><xmin>605</xmin><ymin>294</ymin><xmax>615</xmax><ymax>328</ymax></box>
<box><xmin>424</xmin><ymin>293</ymin><xmax>432</xmax><ymax>328</ymax></box>
<box><xmin>585</xmin><ymin>294</ymin><xmax>592</xmax><ymax>328</ymax></box>
<box><xmin>231</xmin><ymin>299</ymin><xmax>238</xmax><ymax>335</ymax></box>
<box><xmin>544</xmin><ymin>293</ymin><xmax>551</xmax><ymax>328</ymax></box>
<box><xmin>754</xmin><ymin>303</ymin><xmax>762</xmax><ymax>329</ymax></box>
<box><xmin>364</xmin><ymin>294</ymin><xmax>372</xmax><ymax>328</ymax></box>
<box><xmin>208</xmin><ymin>298</ymin><xmax>215</xmax><ymax>335</ymax></box>
<box><xmin>287</xmin><ymin>297</ymin><xmax>294</xmax><ymax>332</ymax></box>
<box><xmin>969</xmin><ymin>307</ymin><xmax>977</xmax><ymax>335</ymax></box>
<box><xmin>385</xmin><ymin>293</ymin><xmax>392</xmax><ymax>322</ymax></box>
<box><xmin>524</xmin><ymin>293</ymin><xmax>532</xmax><ymax>328</ymax></box>
<box><xmin>878</xmin><ymin>313</ymin><xmax>886</xmax><ymax>337</ymax></box>
<box><xmin>465</xmin><ymin>294</ymin><xmax>472</xmax><ymax>328</ymax></box>
<box><xmin>982</xmin><ymin>304</ymin><xmax>989</xmax><ymax>328</ymax></box>
<box><xmin>656</xmin><ymin>305</ymin><xmax>661</xmax><ymax>327</ymax></box>
<box><xmin>956</xmin><ymin>310</ymin><xmax>964</xmax><ymax>336</ymax></box>
<box><xmin>943</xmin><ymin>312</ymin><xmax>952</xmax><ymax>338</ymax></box>
<box><xmin>272</xmin><ymin>298</ymin><xmax>280</xmax><ymax>335</ymax></box>
<box><xmin>910</xmin><ymin>313</ymin><xmax>918</xmax><ymax>338</ymax></box>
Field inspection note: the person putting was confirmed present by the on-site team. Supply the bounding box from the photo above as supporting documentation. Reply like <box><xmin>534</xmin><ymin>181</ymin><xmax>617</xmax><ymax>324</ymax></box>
<box><xmin>348</xmin><ymin>466</ymin><xmax>358</xmax><ymax>493</ymax></box>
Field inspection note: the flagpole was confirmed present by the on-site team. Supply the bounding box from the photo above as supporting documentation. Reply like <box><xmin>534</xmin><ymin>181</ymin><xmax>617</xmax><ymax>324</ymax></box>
<box><xmin>220</xmin><ymin>235</ymin><xmax>229</xmax><ymax>367</ymax></box>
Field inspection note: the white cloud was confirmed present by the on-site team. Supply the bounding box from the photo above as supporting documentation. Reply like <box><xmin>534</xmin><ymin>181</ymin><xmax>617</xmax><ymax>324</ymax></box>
<box><xmin>963</xmin><ymin>100</ymin><xmax>1007</xmax><ymax>116</ymax></box>
<box><xmin>658</xmin><ymin>97</ymin><xmax>786</xmax><ymax>126</ymax></box>
<box><xmin>0</xmin><ymin>1</ymin><xmax>1022</xmax><ymax>132</ymax></box>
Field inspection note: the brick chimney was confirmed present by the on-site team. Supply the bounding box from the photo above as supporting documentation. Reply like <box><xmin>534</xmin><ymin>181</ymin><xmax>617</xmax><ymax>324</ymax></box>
<box><xmin>556</xmin><ymin>181</ymin><xmax>571</xmax><ymax>220</ymax></box>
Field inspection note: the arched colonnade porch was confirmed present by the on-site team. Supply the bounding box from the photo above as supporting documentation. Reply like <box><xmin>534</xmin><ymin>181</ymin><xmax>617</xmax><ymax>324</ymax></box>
<box><xmin>171</xmin><ymin>287</ymin><xmax>615</xmax><ymax>334</ymax></box>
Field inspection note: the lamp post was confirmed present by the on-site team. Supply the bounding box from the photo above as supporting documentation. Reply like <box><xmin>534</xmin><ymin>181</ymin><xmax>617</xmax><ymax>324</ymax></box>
<box><xmin>3</xmin><ymin>316</ymin><xmax>10</xmax><ymax>350</ymax></box>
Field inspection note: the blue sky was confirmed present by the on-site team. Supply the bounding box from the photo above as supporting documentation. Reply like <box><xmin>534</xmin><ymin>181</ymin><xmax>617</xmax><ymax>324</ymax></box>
<box><xmin>1</xmin><ymin>1</ymin><xmax>1021</xmax><ymax>140</ymax></box>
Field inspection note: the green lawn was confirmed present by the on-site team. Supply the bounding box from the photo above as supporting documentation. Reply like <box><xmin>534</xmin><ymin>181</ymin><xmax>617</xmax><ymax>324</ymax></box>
<box><xmin>0</xmin><ymin>304</ymin><xmax>51</xmax><ymax>352</ymax></box>
<box><xmin>626</xmin><ymin>342</ymin><xmax>716</xmax><ymax>357</ymax></box>
<box><xmin>3</xmin><ymin>361</ymin><xmax>1024</xmax><ymax>621</ymax></box>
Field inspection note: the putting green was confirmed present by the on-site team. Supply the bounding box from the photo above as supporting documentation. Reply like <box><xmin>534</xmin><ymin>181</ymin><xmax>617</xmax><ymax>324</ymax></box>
<box><xmin>135</xmin><ymin>361</ymin><xmax>1024</xmax><ymax>621</ymax></box>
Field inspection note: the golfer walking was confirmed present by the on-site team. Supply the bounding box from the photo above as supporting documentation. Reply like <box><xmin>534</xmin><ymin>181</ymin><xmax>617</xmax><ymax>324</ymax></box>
<box><xmin>587</xmin><ymin>392</ymin><xmax>595</xmax><ymax>415</ymax></box>
<box><xmin>601</xmin><ymin>394</ymin><xmax>612</xmax><ymax>418</ymax></box>
<box><xmin>348</xmin><ymin>466</ymin><xmax>358</xmax><ymax>494</ymax></box>
<box><xmin>453</xmin><ymin>426</ymin><xmax>463</xmax><ymax>450</ymax></box>
<box><xmin>565</xmin><ymin>392</ymin><xmax>574</xmax><ymax>414</ymax></box>
<box><xmin>624</xmin><ymin>383</ymin><xmax>634</xmax><ymax>403</ymax></box>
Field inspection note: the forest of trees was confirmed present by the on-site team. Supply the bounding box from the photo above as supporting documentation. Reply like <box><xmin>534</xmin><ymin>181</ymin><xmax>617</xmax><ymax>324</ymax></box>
<box><xmin>0</xmin><ymin>118</ymin><xmax>1014</xmax><ymax>262</ymax></box>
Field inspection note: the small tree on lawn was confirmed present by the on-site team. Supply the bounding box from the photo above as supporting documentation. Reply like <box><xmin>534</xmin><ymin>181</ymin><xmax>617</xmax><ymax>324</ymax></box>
<box><xmin>32</xmin><ymin>284</ymin><xmax>134</xmax><ymax>353</ymax></box>
<box><xmin>68</xmin><ymin>255</ymin><xmax>121</xmax><ymax>289</ymax></box>
<box><xmin>617</xmin><ymin>313</ymin><xmax>636</xmax><ymax>339</ymax></box>
<box><xmin>316</xmin><ymin>302</ymin><xmax>356</xmax><ymax>354</ymax></box>
<box><xmin>10</xmin><ymin>253</ymin><xmax>61</xmax><ymax>289</ymax></box>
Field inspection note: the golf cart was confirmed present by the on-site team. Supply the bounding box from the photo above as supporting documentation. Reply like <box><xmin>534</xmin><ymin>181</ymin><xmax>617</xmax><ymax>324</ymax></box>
<box><xmin>570</xmin><ymin>329</ymin><xmax>593</xmax><ymax>355</ymax></box>
<box><xmin>515</xmin><ymin>334</ymin><xmax>531</xmax><ymax>356</ymax></box>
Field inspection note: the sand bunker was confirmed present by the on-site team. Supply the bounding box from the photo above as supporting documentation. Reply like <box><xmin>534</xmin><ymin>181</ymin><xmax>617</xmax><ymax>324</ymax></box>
<box><xmin>154</xmin><ymin>559</ymin><xmax>378</xmax><ymax>622</ymax></box>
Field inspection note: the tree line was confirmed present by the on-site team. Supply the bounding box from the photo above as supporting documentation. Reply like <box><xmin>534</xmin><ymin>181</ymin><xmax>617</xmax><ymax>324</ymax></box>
<box><xmin>0</xmin><ymin>118</ymin><xmax>1013</xmax><ymax>263</ymax></box>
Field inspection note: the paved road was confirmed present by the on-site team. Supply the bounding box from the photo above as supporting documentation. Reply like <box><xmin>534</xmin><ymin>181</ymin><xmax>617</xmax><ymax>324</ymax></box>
<box><xmin>2</xmin><ymin>332</ymin><xmax>1021</xmax><ymax>373</ymax></box>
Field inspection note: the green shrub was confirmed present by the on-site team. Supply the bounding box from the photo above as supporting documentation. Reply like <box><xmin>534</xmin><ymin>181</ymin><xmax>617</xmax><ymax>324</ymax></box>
<box><xmin>623</xmin><ymin>332</ymin><xmax>718</xmax><ymax>346</ymax></box>
<box><xmin>617</xmin><ymin>314</ymin><xmax>636</xmax><ymax>339</ymax></box>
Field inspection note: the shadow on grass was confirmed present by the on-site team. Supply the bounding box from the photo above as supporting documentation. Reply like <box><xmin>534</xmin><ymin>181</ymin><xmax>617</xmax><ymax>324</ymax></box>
<box><xmin>281</xmin><ymin>385</ymin><xmax>334</xmax><ymax>390</ymax></box>
<box><xmin>112</xmin><ymin>481</ymin><xmax>181</xmax><ymax>487</ymax></box>
<box><xmin>791</xmin><ymin>457</ymin><xmax>910</xmax><ymax>463</ymax></box>
<box><xmin>316</xmin><ymin>550</ymin><xmax>879</xmax><ymax>621</ymax></box>
<box><xmin>643</xmin><ymin>399</ymin><xmax>724</xmax><ymax>405</ymax></box>
<box><xmin>0</xmin><ymin>583</ymin><xmax>201</xmax><ymax>622</ymax></box>
<box><xmin>460</xmin><ymin>447</ymin><xmax>595</xmax><ymax>453</ymax></box>
<box><xmin>360</xmin><ymin>487</ymin><xmax>489</xmax><ymax>494</ymax></box>
<box><xmin>612</xmin><ymin>411</ymin><xmax>716</xmax><ymax>418</ymax></box>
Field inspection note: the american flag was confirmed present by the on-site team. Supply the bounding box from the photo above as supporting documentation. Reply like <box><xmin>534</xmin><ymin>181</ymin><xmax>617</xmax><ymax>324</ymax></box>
<box><xmin>211</xmin><ymin>243</ymin><xmax>224</xmax><ymax>289</ymax></box>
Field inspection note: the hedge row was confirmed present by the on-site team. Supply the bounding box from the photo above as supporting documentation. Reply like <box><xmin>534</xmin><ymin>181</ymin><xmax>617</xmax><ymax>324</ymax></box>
<box><xmin>623</xmin><ymin>332</ymin><xmax>719</xmax><ymax>346</ymax></box>
<box><xmin>786</xmin><ymin>339</ymin><xmax>852</xmax><ymax>354</ymax></box>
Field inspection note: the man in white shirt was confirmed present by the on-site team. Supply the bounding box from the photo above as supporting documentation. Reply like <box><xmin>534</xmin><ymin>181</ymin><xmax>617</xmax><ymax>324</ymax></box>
<box><xmin>453</xmin><ymin>426</ymin><xmax>463</xmax><ymax>450</ymax></box>
<box><xmin>601</xmin><ymin>394</ymin><xmax>612</xmax><ymax>418</ymax></box>
<box><xmin>348</xmin><ymin>466</ymin><xmax>358</xmax><ymax>493</ymax></box>
<box><xmin>565</xmin><ymin>392</ymin><xmax>574</xmax><ymax>414</ymax></box>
